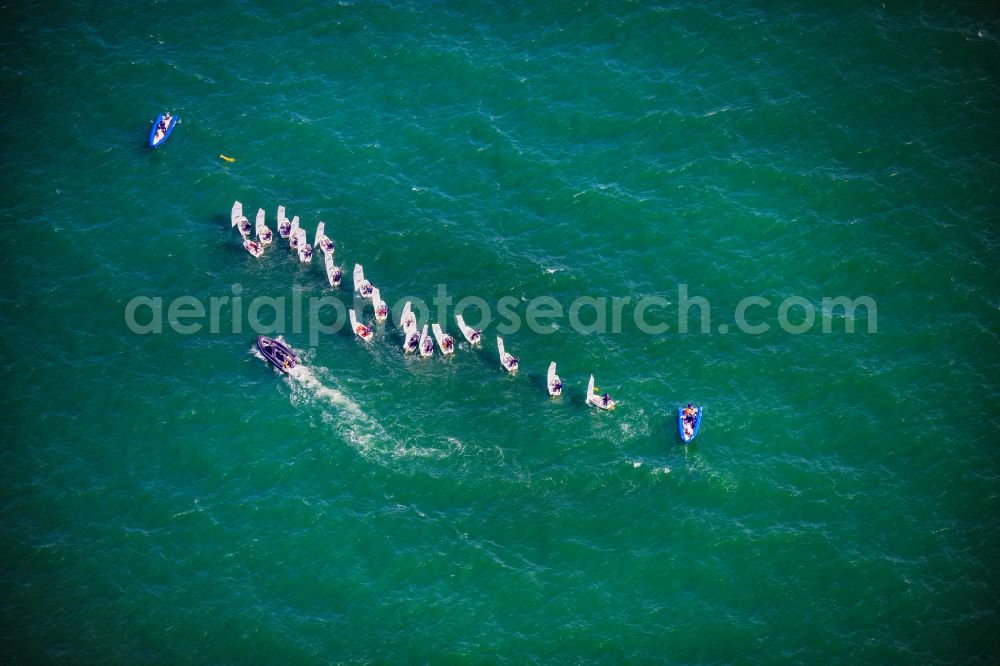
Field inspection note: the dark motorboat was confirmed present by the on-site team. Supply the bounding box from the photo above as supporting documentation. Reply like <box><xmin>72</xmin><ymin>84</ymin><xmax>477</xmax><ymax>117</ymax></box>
<box><xmin>257</xmin><ymin>336</ymin><xmax>300</xmax><ymax>374</ymax></box>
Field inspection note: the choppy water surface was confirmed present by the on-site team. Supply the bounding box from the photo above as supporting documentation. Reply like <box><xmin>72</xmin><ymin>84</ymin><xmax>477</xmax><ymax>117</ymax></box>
<box><xmin>2</xmin><ymin>1</ymin><xmax>999</xmax><ymax>662</ymax></box>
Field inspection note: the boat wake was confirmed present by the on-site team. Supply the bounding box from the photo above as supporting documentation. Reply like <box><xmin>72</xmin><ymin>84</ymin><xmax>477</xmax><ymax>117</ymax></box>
<box><xmin>248</xmin><ymin>341</ymin><xmax>471</xmax><ymax>464</ymax></box>
<box><xmin>285</xmin><ymin>364</ymin><xmax>456</xmax><ymax>464</ymax></box>
<box><xmin>286</xmin><ymin>364</ymin><xmax>393</xmax><ymax>460</ymax></box>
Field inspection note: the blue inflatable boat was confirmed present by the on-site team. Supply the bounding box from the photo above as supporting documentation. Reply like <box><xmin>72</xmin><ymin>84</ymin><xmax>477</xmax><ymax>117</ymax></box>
<box><xmin>678</xmin><ymin>405</ymin><xmax>702</xmax><ymax>444</ymax></box>
<box><xmin>149</xmin><ymin>113</ymin><xmax>176</xmax><ymax>148</ymax></box>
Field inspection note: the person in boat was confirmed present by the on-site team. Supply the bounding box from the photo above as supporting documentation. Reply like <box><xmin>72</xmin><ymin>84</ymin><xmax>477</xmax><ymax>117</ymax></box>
<box><xmin>470</xmin><ymin>329</ymin><xmax>481</xmax><ymax>342</ymax></box>
<box><xmin>357</xmin><ymin>324</ymin><xmax>370</xmax><ymax>337</ymax></box>
<box><xmin>422</xmin><ymin>338</ymin><xmax>433</xmax><ymax>352</ymax></box>
<box><xmin>376</xmin><ymin>304</ymin><xmax>389</xmax><ymax>318</ymax></box>
<box><xmin>602</xmin><ymin>393</ymin><xmax>611</xmax><ymax>406</ymax></box>
<box><xmin>683</xmin><ymin>404</ymin><xmax>697</xmax><ymax>422</ymax></box>
<box><xmin>553</xmin><ymin>379</ymin><xmax>563</xmax><ymax>392</ymax></box>
<box><xmin>154</xmin><ymin>112</ymin><xmax>171</xmax><ymax>139</ymax></box>
<box><xmin>154</xmin><ymin>113</ymin><xmax>171</xmax><ymax>142</ymax></box>
<box><xmin>443</xmin><ymin>337</ymin><xmax>453</xmax><ymax>351</ymax></box>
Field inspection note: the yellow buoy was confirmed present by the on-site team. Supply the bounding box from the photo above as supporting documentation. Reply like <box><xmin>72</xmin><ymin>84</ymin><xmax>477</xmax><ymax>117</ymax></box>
<box><xmin>219</xmin><ymin>154</ymin><xmax>235</xmax><ymax>163</ymax></box>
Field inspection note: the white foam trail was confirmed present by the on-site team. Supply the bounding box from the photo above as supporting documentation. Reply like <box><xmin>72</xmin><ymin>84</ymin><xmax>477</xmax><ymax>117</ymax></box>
<box><xmin>252</xmin><ymin>345</ymin><xmax>455</xmax><ymax>463</ymax></box>
<box><xmin>286</xmin><ymin>365</ymin><xmax>391</xmax><ymax>459</ymax></box>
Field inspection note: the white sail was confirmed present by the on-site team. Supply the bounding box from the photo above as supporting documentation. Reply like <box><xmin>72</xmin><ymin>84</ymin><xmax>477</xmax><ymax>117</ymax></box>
<box><xmin>547</xmin><ymin>361</ymin><xmax>562</xmax><ymax>396</ymax></box>
<box><xmin>353</xmin><ymin>263</ymin><xmax>373</xmax><ymax>298</ymax></box>
<box><xmin>586</xmin><ymin>374</ymin><xmax>595</xmax><ymax>405</ymax></box>
<box><xmin>404</xmin><ymin>327</ymin><xmax>420</xmax><ymax>353</ymax></box>
<box><xmin>255</xmin><ymin>209</ymin><xmax>272</xmax><ymax>247</ymax></box>
<box><xmin>297</xmin><ymin>236</ymin><xmax>312</xmax><ymax>263</ymax></box>
<box><xmin>372</xmin><ymin>288</ymin><xmax>388</xmax><ymax>323</ymax></box>
<box><xmin>277</xmin><ymin>205</ymin><xmax>291</xmax><ymax>238</ymax></box>
<box><xmin>353</xmin><ymin>264</ymin><xmax>364</xmax><ymax>292</ymax></box>
<box><xmin>418</xmin><ymin>324</ymin><xmax>433</xmax><ymax>357</ymax></box>
<box><xmin>290</xmin><ymin>215</ymin><xmax>300</xmax><ymax>244</ymax></box>
<box><xmin>315</xmin><ymin>221</ymin><xmax>334</xmax><ymax>255</ymax></box>
<box><xmin>497</xmin><ymin>336</ymin><xmax>517</xmax><ymax>372</ymax></box>
<box><xmin>231</xmin><ymin>201</ymin><xmax>242</xmax><ymax>227</ymax></box>
<box><xmin>324</xmin><ymin>252</ymin><xmax>341</xmax><ymax>287</ymax></box>
<box><xmin>455</xmin><ymin>314</ymin><xmax>481</xmax><ymax>345</ymax></box>
<box><xmin>432</xmin><ymin>323</ymin><xmax>455</xmax><ymax>355</ymax></box>
<box><xmin>400</xmin><ymin>301</ymin><xmax>416</xmax><ymax>334</ymax></box>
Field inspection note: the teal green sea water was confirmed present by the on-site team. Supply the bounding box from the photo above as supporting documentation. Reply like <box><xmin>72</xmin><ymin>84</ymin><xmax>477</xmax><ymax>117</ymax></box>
<box><xmin>3</xmin><ymin>1</ymin><xmax>1000</xmax><ymax>662</ymax></box>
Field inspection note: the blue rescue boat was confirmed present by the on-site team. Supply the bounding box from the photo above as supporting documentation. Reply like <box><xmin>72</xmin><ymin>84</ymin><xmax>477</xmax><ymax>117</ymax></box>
<box><xmin>149</xmin><ymin>113</ymin><xmax>176</xmax><ymax>148</ymax></box>
<box><xmin>678</xmin><ymin>405</ymin><xmax>702</xmax><ymax>444</ymax></box>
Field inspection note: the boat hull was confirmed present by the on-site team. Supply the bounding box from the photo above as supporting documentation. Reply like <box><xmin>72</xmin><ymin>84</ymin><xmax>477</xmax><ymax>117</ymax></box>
<box><xmin>678</xmin><ymin>406</ymin><xmax>703</xmax><ymax>443</ymax></box>
<box><xmin>257</xmin><ymin>336</ymin><xmax>299</xmax><ymax>373</ymax></box>
<box><xmin>149</xmin><ymin>114</ymin><xmax>176</xmax><ymax>148</ymax></box>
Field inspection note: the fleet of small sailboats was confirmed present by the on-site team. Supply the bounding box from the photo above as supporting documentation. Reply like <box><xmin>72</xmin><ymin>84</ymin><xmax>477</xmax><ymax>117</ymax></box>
<box><xmin>236</xmin><ymin>200</ymin><xmax>701</xmax><ymax>442</ymax></box>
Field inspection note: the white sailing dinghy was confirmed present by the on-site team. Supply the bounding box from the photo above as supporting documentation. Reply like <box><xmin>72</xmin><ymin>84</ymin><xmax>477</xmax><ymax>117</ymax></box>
<box><xmin>372</xmin><ymin>288</ymin><xmax>388</xmax><ymax>323</ymax></box>
<box><xmin>586</xmin><ymin>374</ymin><xmax>615</xmax><ymax>410</ymax></box>
<box><xmin>455</xmin><ymin>314</ymin><xmax>482</xmax><ymax>346</ymax></box>
<box><xmin>547</xmin><ymin>362</ymin><xmax>563</xmax><ymax>397</ymax></box>
<box><xmin>255</xmin><ymin>208</ymin><xmax>272</xmax><ymax>247</ymax></box>
<box><xmin>231</xmin><ymin>201</ymin><xmax>243</xmax><ymax>228</ymax></box>
<box><xmin>288</xmin><ymin>215</ymin><xmax>300</xmax><ymax>248</ymax></box>
<box><xmin>404</xmin><ymin>327</ymin><xmax>420</xmax><ymax>354</ymax></box>
<box><xmin>296</xmin><ymin>229</ymin><xmax>312</xmax><ymax>262</ymax></box>
<box><xmin>418</xmin><ymin>324</ymin><xmax>434</xmax><ymax>357</ymax></box>
<box><xmin>243</xmin><ymin>239</ymin><xmax>264</xmax><ymax>258</ymax></box>
<box><xmin>432</xmin><ymin>323</ymin><xmax>455</xmax><ymax>355</ymax></box>
<box><xmin>353</xmin><ymin>264</ymin><xmax>374</xmax><ymax>298</ymax></box>
<box><xmin>314</xmin><ymin>221</ymin><xmax>325</xmax><ymax>250</ymax></box>
<box><xmin>401</xmin><ymin>302</ymin><xmax>420</xmax><ymax>353</ymax></box>
<box><xmin>400</xmin><ymin>301</ymin><xmax>417</xmax><ymax>334</ymax></box>
<box><xmin>497</xmin><ymin>336</ymin><xmax>518</xmax><ymax>373</ymax></box>
<box><xmin>315</xmin><ymin>221</ymin><xmax>335</xmax><ymax>254</ymax></box>
<box><xmin>350</xmin><ymin>308</ymin><xmax>373</xmax><ymax>342</ymax></box>
<box><xmin>231</xmin><ymin>201</ymin><xmax>251</xmax><ymax>240</ymax></box>
<box><xmin>277</xmin><ymin>205</ymin><xmax>291</xmax><ymax>239</ymax></box>
<box><xmin>324</xmin><ymin>252</ymin><xmax>342</xmax><ymax>287</ymax></box>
